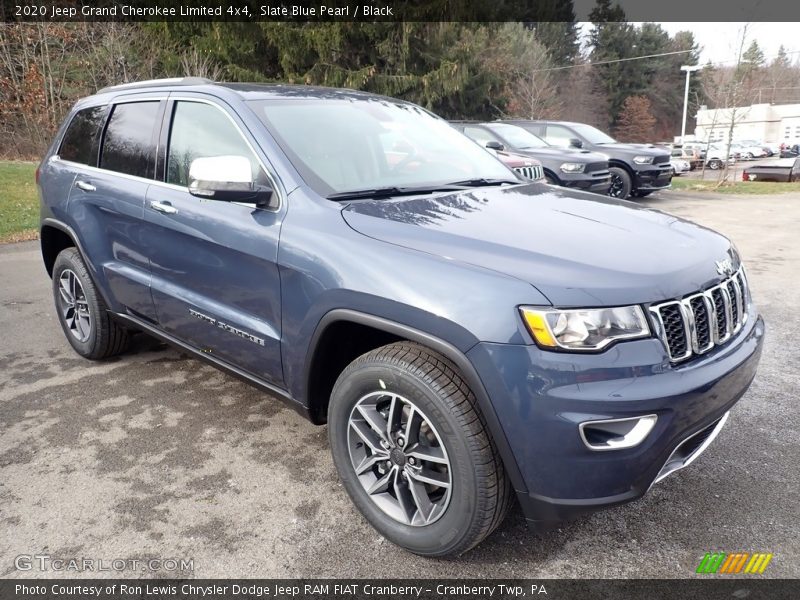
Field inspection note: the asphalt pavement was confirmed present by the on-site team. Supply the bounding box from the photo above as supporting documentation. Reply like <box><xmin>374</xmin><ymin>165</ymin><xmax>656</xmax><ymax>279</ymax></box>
<box><xmin>1</xmin><ymin>190</ymin><xmax>798</xmax><ymax>578</ymax></box>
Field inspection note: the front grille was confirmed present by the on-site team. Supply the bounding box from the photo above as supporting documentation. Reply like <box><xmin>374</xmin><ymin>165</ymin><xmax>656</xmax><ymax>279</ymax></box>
<box><xmin>586</xmin><ymin>162</ymin><xmax>609</xmax><ymax>173</ymax></box>
<box><xmin>650</xmin><ymin>269</ymin><xmax>749</xmax><ymax>362</ymax></box>
<box><xmin>514</xmin><ymin>165</ymin><xmax>544</xmax><ymax>181</ymax></box>
<box><xmin>653</xmin><ymin>154</ymin><xmax>670</xmax><ymax>164</ymax></box>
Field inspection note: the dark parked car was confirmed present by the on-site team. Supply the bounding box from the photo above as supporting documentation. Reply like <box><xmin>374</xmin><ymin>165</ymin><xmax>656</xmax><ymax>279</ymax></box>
<box><xmin>780</xmin><ymin>144</ymin><xmax>800</xmax><ymax>158</ymax></box>
<box><xmin>743</xmin><ymin>157</ymin><xmax>800</xmax><ymax>182</ymax></box>
<box><xmin>503</xmin><ymin>120</ymin><xmax>673</xmax><ymax>199</ymax></box>
<box><xmin>451</xmin><ymin>121</ymin><xmax>611</xmax><ymax>194</ymax></box>
<box><xmin>38</xmin><ymin>79</ymin><xmax>764</xmax><ymax>556</ymax></box>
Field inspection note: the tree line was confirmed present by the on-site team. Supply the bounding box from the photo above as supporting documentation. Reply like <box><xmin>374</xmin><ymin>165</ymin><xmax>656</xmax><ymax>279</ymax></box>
<box><xmin>2</xmin><ymin>12</ymin><xmax>799</xmax><ymax>158</ymax></box>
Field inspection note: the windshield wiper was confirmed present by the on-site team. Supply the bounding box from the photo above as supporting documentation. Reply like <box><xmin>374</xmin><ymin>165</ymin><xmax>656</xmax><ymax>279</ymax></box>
<box><xmin>443</xmin><ymin>178</ymin><xmax>520</xmax><ymax>187</ymax></box>
<box><xmin>327</xmin><ymin>179</ymin><xmax>519</xmax><ymax>201</ymax></box>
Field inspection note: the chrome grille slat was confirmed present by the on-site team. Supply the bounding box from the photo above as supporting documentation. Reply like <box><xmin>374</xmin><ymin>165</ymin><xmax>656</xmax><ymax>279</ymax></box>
<box><xmin>514</xmin><ymin>165</ymin><xmax>544</xmax><ymax>181</ymax></box>
<box><xmin>650</xmin><ymin>268</ymin><xmax>747</xmax><ymax>362</ymax></box>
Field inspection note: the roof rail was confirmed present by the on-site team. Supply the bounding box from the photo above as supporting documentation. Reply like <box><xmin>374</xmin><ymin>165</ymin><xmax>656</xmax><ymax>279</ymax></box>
<box><xmin>97</xmin><ymin>77</ymin><xmax>214</xmax><ymax>94</ymax></box>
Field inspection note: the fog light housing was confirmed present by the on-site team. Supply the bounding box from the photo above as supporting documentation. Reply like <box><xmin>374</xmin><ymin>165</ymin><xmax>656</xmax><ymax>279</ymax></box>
<box><xmin>579</xmin><ymin>415</ymin><xmax>658</xmax><ymax>451</ymax></box>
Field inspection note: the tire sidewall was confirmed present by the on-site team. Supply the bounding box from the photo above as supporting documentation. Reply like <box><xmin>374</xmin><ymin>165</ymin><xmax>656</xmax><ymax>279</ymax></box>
<box><xmin>607</xmin><ymin>166</ymin><xmax>632</xmax><ymax>199</ymax></box>
<box><xmin>329</xmin><ymin>361</ymin><xmax>481</xmax><ymax>556</ymax></box>
<box><xmin>52</xmin><ymin>249</ymin><xmax>103</xmax><ymax>358</ymax></box>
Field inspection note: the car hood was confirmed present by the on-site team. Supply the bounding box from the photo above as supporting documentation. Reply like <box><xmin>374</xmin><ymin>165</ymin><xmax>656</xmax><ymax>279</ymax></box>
<box><xmin>592</xmin><ymin>143</ymin><xmax>669</xmax><ymax>158</ymax></box>
<box><xmin>340</xmin><ymin>183</ymin><xmax>737</xmax><ymax>307</ymax></box>
<box><xmin>512</xmin><ymin>147</ymin><xmax>607</xmax><ymax>163</ymax></box>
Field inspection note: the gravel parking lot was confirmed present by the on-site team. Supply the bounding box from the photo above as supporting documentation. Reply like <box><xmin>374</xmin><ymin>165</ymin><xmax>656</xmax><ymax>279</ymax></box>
<box><xmin>1</xmin><ymin>190</ymin><xmax>798</xmax><ymax>579</ymax></box>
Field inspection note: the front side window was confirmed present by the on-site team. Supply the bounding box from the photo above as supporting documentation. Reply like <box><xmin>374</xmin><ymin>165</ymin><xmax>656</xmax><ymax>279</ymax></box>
<box><xmin>248</xmin><ymin>98</ymin><xmax>514</xmax><ymax>196</ymax></box>
<box><xmin>486</xmin><ymin>124</ymin><xmax>548</xmax><ymax>149</ymax></box>
<box><xmin>166</xmin><ymin>101</ymin><xmax>268</xmax><ymax>187</ymax></box>
<box><xmin>463</xmin><ymin>126</ymin><xmax>499</xmax><ymax>147</ymax></box>
<box><xmin>100</xmin><ymin>101</ymin><xmax>160</xmax><ymax>179</ymax></box>
<box><xmin>59</xmin><ymin>106</ymin><xmax>107</xmax><ymax>165</ymax></box>
<box><xmin>568</xmin><ymin>123</ymin><xmax>617</xmax><ymax>145</ymax></box>
<box><xmin>544</xmin><ymin>124</ymin><xmax>578</xmax><ymax>147</ymax></box>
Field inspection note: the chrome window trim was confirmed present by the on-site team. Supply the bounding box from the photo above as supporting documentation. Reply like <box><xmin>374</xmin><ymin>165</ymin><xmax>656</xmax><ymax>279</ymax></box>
<box><xmin>52</xmin><ymin>94</ymin><xmax>285</xmax><ymax>213</ymax></box>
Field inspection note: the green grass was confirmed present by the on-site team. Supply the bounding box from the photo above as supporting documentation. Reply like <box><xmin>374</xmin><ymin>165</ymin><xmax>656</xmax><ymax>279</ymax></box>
<box><xmin>0</xmin><ymin>161</ymin><xmax>39</xmax><ymax>243</ymax></box>
<box><xmin>670</xmin><ymin>176</ymin><xmax>800</xmax><ymax>195</ymax></box>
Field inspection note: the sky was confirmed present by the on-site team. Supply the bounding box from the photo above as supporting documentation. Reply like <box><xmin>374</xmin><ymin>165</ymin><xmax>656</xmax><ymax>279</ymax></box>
<box><xmin>644</xmin><ymin>23</ymin><xmax>800</xmax><ymax>66</ymax></box>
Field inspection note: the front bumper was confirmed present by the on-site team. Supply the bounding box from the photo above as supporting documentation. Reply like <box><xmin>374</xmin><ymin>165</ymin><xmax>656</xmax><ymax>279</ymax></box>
<box><xmin>561</xmin><ymin>171</ymin><xmax>612</xmax><ymax>194</ymax></box>
<box><xmin>467</xmin><ymin>312</ymin><xmax>764</xmax><ymax>527</ymax></box>
<box><xmin>633</xmin><ymin>165</ymin><xmax>673</xmax><ymax>190</ymax></box>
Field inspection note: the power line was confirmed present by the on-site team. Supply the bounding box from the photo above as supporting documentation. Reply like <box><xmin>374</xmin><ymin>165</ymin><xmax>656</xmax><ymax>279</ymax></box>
<box><xmin>532</xmin><ymin>49</ymin><xmax>691</xmax><ymax>73</ymax></box>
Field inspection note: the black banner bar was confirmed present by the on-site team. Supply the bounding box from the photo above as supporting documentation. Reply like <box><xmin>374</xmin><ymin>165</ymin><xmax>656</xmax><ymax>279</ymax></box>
<box><xmin>3</xmin><ymin>0</ymin><xmax>800</xmax><ymax>22</ymax></box>
<box><xmin>3</xmin><ymin>580</ymin><xmax>800</xmax><ymax>600</ymax></box>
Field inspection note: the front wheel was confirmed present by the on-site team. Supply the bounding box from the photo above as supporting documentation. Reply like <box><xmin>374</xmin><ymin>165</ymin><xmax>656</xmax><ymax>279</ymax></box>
<box><xmin>607</xmin><ymin>167</ymin><xmax>632</xmax><ymax>199</ymax></box>
<box><xmin>708</xmin><ymin>159</ymin><xmax>722</xmax><ymax>170</ymax></box>
<box><xmin>328</xmin><ymin>342</ymin><xmax>511</xmax><ymax>556</ymax></box>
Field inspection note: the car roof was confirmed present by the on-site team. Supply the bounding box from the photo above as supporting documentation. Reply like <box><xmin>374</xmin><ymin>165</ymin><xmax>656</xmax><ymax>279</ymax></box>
<box><xmin>87</xmin><ymin>78</ymin><xmax>412</xmax><ymax>105</ymax></box>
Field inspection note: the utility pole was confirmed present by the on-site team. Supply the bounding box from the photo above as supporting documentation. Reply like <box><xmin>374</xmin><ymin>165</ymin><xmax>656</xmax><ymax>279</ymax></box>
<box><xmin>680</xmin><ymin>65</ymin><xmax>702</xmax><ymax>144</ymax></box>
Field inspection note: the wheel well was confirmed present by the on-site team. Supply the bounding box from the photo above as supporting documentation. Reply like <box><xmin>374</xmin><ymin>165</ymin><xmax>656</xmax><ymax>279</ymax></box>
<box><xmin>306</xmin><ymin>320</ymin><xmax>403</xmax><ymax>424</ymax></box>
<box><xmin>542</xmin><ymin>168</ymin><xmax>561</xmax><ymax>184</ymax></box>
<box><xmin>608</xmin><ymin>159</ymin><xmax>634</xmax><ymax>178</ymax></box>
<box><xmin>41</xmin><ymin>225</ymin><xmax>75</xmax><ymax>277</ymax></box>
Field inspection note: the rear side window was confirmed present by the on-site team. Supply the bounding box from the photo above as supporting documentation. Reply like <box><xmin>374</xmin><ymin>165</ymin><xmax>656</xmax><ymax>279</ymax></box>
<box><xmin>100</xmin><ymin>101</ymin><xmax>160</xmax><ymax>179</ymax></box>
<box><xmin>59</xmin><ymin>106</ymin><xmax>106</xmax><ymax>165</ymax></box>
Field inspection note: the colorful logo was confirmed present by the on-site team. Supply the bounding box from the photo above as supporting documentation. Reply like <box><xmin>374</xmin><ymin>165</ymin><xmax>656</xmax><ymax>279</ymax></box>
<box><xmin>696</xmin><ymin>552</ymin><xmax>773</xmax><ymax>574</ymax></box>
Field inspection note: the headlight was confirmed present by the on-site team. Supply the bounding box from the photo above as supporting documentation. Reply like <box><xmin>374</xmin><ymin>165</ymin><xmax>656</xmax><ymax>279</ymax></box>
<box><xmin>560</xmin><ymin>162</ymin><xmax>585</xmax><ymax>173</ymax></box>
<box><xmin>632</xmin><ymin>155</ymin><xmax>654</xmax><ymax>164</ymax></box>
<box><xmin>520</xmin><ymin>306</ymin><xmax>650</xmax><ymax>351</ymax></box>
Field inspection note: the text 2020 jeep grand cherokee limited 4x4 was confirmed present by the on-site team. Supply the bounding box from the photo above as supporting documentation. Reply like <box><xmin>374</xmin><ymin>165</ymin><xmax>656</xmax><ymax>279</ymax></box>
<box><xmin>37</xmin><ymin>79</ymin><xmax>764</xmax><ymax>557</ymax></box>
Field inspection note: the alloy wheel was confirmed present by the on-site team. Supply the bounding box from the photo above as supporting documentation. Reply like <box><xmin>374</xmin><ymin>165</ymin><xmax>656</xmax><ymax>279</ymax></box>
<box><xmin>347</xmin><ymin>391</ymin><xmax>452</xmax><ymax>526</ymax></box>
<box><xmin>58</xmin><ymin>269</ymin><xmax>92</xmax><ymax>342</ymax></box>
<box><xmin>608</xmin><ymin>173</ymin><xmax>625</xmax><ymax>197</ymax></box>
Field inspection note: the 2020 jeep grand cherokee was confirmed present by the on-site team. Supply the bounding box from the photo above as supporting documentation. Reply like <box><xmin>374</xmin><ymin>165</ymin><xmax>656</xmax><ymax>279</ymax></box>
<box><xmin>38</xmin><ymin>79</ymin><xmax>764</xmax><ymax>556</ymax></box>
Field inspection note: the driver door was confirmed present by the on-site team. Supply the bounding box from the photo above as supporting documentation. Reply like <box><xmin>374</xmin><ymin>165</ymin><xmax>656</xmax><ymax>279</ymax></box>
<box><xmin>142</xmin><ymin>97</ymin><xmax>285</xmax><ymax>386</ymax></box>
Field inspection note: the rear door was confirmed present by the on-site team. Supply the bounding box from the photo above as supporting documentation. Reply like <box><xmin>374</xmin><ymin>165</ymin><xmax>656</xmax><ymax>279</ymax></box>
<box><xmin>65</xmin><ymin>96</ymin><xmax>164</xmax><ymax>321</ymax></box>
<box><xmin>142</xmin><ymin>96</ymin><xmax>285</xmax><ymax>385</ymax></box>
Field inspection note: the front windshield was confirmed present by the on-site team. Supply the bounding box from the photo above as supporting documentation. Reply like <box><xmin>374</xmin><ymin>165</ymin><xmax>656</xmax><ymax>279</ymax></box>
<box><xmin>248</xmin><ymin>98</ymin><xmax>514</xmax><ymax>196</ymax></box>
<box><xmin>570</xmin><ymin>123</ymin><xmax>617</xmax><ymax>145</ymax></box>
<box><xmin>486</xmin><ymin>124</ymin><xmax>549</xmax><ymax>149</ymax></box>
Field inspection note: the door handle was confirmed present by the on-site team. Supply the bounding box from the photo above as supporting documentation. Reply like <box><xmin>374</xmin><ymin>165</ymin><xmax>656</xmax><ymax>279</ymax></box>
<box><xmin>75</xmin><ymin>180</ymin><xmax>96</xmax><ymax>192</ymax></box>
<box><xmin>150</xmin><ymin>200</ymin><xmax>178</xmax><ymax>215</ymax></box>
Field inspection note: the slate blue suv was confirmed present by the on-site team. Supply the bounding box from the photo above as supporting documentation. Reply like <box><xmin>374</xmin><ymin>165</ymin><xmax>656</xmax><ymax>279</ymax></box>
<box><xmin>38</xmin><ymin>79</ymin><xmax>764</xmax><ymax>556</ymax></box>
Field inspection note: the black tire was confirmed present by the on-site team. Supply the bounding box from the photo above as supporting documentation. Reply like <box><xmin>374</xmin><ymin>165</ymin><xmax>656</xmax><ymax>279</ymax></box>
<box><xmin>544</xmin><ymin>172</ymin><xmax>560</xmax><ymax>186</ymax></box>
<box><xmin>328</xmin><ymin>341</ymin><xmax>512</xmax><ymax>556</ymax></box>
<box><xmin>52</xmin><ymin>247</ymin><xmax>130</xmax><ymax>360</ymax></box>
<box><xmin>607</xmin><ymin>167</ymin><xmax>632</xmax><ymax>199</ymax></box>
<box><xmin>708</xmin><ymin>159</ymin><xmax>722</xmax><ymax>170</ymax></box>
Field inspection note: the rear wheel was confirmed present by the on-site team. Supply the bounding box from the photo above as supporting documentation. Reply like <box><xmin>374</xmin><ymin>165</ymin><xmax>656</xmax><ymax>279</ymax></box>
<box><xmin>708</xmin><ymin>159</ymin><xmax>722</xmax><ymax>170</ymax></box>
<box><xmin>52</xmin><ymin>248</ymin><xmax>130</xmax><ymax>359</ymax></box>
<box><xmin>328</xmin><ymin>342</ymin><xmax>511</xmax><ymax>556</ymax></box>
<box><xmin>607</xmin><ymin>167</ymin><xmax>632</xmax><ymax>199</ymax></box>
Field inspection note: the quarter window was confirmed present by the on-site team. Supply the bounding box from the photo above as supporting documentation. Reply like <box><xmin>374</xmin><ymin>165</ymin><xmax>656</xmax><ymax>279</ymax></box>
<box><xmin>59</xmin><ymin>106</ymin><xmax>107</xmax><ymax>165</ymax></box>
<box><xmin>166</xmin><ymin>101</ymin><xmax>267</xmax><ymax>187</ymax></box>
<box><xmin>100</xmin><ymin>101</ymin><xmax>160</xmax><ymax>179</ymax></box>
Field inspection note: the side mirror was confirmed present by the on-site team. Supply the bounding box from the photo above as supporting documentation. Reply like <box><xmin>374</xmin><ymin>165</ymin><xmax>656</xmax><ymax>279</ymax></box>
<box><xmin>569</xmin><ymin>138</ymin><xmax>583</xmax><ymax>149</ymax></box>
<box><xmin>485</xmin><ymin>141</ymin><xmax>505</xmax><ymax>151</ymax></box>
<box><xmin>188</xmin><ymin>155</ymin><xmax>274</xmax><ymax>209</ymax></box>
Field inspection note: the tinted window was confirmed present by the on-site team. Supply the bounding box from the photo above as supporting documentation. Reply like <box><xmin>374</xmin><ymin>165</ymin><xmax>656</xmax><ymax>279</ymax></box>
<box><xmin>463</xmin><ymin>126</ymin><xmax>498</xmax><ymax>147</ymax></box>
<box><xmin>100</xmin><ymin>102</ymin><xmax>160</xmax><ymax>179</ymax></box>
<box><xmin>166</xmin><ymin>101</ymin><xmax>267</xmax><ymax>187</ymax></box>
<box><xmin>59</xmin><ymin>106</ymin><xmax>107</xmax><ymax>165</ymax></box>
<box><xmin>544</xmin><ymin>124</ymin><xmax>576</xmax><ymax>147</ymax></box>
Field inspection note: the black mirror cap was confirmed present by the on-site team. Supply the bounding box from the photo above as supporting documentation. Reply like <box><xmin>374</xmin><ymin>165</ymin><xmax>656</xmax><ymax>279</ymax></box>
<box><xmin>569</xmin><ymin>138</ymin><xmax>583</xmax><ymax>148</ymax></box>
<box><xmin>485</xmin><ymin>141</ymin><xmax>505</xmax><ymax>151</ymax></box>
<box><xmin>189</xmin><ymin>180</ymin><xmax>274</xmax><ymax>208</ymax></box>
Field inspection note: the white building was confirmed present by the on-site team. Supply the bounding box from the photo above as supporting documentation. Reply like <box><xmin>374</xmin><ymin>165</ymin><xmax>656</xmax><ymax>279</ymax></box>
<box><xmin>692</xmin><ymin>103</ymin><xmax>800</xmax><ymax>144</ymax></box>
